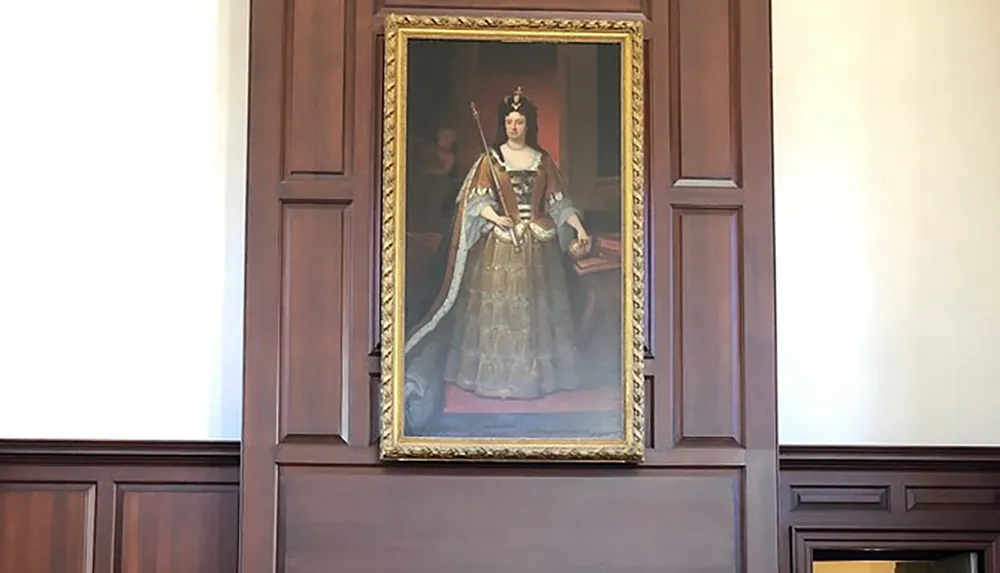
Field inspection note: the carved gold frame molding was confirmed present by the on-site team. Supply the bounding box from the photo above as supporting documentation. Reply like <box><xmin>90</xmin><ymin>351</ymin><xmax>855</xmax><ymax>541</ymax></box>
<box><xmin>378</xmin><ymin>13</ymin><xmax>646</xmax><ymax>463</ymax></box>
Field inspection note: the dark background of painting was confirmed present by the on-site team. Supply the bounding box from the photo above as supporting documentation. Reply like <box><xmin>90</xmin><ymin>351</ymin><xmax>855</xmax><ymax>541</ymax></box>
<box><xmin>401</xmin><ymin>39</ymin><xmax>626</xmax><ymax>438</ymax></box>
<box><xmin>404</xmin><ymin>39</ymin><xmax>621</xmax><ymax>233</ymax></box>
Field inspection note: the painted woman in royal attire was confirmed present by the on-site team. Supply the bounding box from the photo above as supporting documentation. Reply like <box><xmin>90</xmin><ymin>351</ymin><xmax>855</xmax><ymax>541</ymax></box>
<box><xmin>403</xmin><ymin>88</ymin><xmax>592</xmax><ymax>434</ymax></box>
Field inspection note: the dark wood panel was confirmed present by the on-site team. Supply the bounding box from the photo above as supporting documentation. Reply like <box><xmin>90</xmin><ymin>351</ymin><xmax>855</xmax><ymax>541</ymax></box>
<box><xmin>781</xmin><ymin>450</ymin><xmax>1000</xmax><ymax>532</ymax></box>
<box><xmin>671</xmin><ymin>0</ymin><xmax>741</xmax><ymax>185</ymax></box>
<box><xmin>243</xmin><ymin>0</ymin><xmax>381</xmax><ymax>564</ymax></box>
<box><xmin>12</xmin><ymin>442</ymin><xmax>1000</xmax><ymax>573</ymax></box>
<box><xmin>118</xmin><ymin>485</ymin><xmax>239</xmax><ymax>573</ymax></box>
<box><xmin>286</xmin><ymin>0</ymin><xmax>350</xmax><ymax>175</ymax></box>
<box><xmin>648</xmin><ymin>0</ymin><xmax>773</xmax><ymax>466</ymax></box>
<box><xmin>0</xmin><ymin>483</ymin><xmax>95</xmax><ymax>573</ymax></box>
<box><xmin>280</xmin><ymin>203</ymin><xmax>349</xmax><ymax>443</ymax></box>
<box><xmin>243</xmin><ymin>0</ymin><xmax>777</xmax><ymax>571</ymax></box>
<box><xmin>279</xmin><ymin>178</ymin><xmax>357</xmax><ymax>202</ymax></box>
<box><xmin>789</xmin><ymin>485</ymin><xmax>890</xmax><ymax>511</ymax></box>
<box><xmin>672</xmin><ymin>207</ymin><xmax>744</xmax><ymax>448</ymax></box>
<box><xmin>779</xmin><ymin>446</ymin><xmax>1000</xmax><ymax>573</ymax></box>
<box><xmin>279</xmin><ymin>466</ymin><xmax>742</xmax><ymax>573</ymax></box>
<box><xmin>0</xmin><ymin>440</ymin><xmax>239</xmax><ymax>573</ymax></box>
<box><xmin>905</xmin><ymin>486</ymin><xmax>1000</xmax><ymax>512</ymax></box>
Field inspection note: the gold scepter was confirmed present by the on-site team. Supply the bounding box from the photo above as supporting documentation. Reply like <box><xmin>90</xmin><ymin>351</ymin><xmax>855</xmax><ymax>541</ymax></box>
<box><xmin>470</xmin><ymin>101</ymin><xmax>521</xmax><ymax>252</ymax></box>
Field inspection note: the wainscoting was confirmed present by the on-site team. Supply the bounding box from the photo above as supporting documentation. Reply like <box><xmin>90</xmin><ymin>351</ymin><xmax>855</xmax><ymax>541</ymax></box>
<box><xmin>780</xmin><ymin>446</ymin><xmax>1000</xmax><ymax>573</ymax></box>
<box><xmin>0</xmin><ymin>440</ymin><xmax>240</xmax><ymax>573</ymax></box>
<box><xmin>4</xmin><ymin>442</ymin><xmax>1000</xmax><ymax>573</ymax></box>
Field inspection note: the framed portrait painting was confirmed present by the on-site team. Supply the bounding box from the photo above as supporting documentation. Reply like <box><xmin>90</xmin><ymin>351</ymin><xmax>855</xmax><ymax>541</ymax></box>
<box><xmin>378</xmin><ymin>14</ymin><xmax>646</xmax><ymax>462</ymax></box>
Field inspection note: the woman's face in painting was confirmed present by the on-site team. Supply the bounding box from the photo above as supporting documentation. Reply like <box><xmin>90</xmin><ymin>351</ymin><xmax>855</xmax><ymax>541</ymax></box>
<box><xmin>504</xmin><ymin>112</ymin><xmax>527</xmax><ymax>142</ymax></box>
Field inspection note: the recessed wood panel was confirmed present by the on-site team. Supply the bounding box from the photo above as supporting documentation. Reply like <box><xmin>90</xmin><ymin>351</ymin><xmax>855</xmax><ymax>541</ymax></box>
<box><xmin>280</xmin><ymin>203</ymin><xmax>349</xmax><ymax>443</ymax></box>
<box><xmin>117</xmin><ymin>485</ymin><xmax>239</xmax><ymax>573</ymax></box>
<box><xmin>672</xmin><ymin>0</ymin><xmax>742</xmax><ymax>186</ymax></box>
<box><xmin>905</xmin><ymin>487</ymin><xmax>1000</xmax><ymax>512</ymax></box>
<box><xmin>0</xmin><ymin>483</ymin><xmax>95</xmax><ymax>573</ymax></box>
<box><xmin>286</xmin><ymin>0</ymin><xmax>349</xmax><ymax>176</ymax></box>
<box><xmin>673</xmin><ymin>207</ymin><xmax>744</xmax><ymax>447</ymax></box>
<box><xmin>790</xmin><ymin>486</ymin><xmax>890</xmax><ymax>511</ymax></box>
<box><xmin>279</xmin><ymin>467</ymin><xmax>743</xmax><ymax>573</ymax></box>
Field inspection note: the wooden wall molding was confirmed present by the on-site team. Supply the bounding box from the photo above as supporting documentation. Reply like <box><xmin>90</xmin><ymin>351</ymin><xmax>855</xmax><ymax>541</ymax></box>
<box><xmin>779</xmin><ymin>445</ymin><xmax>1000</xmax><ymax>573</ymax></box>
<box><xmin>781</xmin><ymin>445</ymin><xmax>1000</xmax><ymax>472</ymax></box>
<box><xmin>5</xmin><ymin>440</ymin><xmax>1000</xmax><ymax>573</ymax></box>
<box><xmin>0</xmin><ymin>439</ymin><xmax>240</xmax><ymax>466</ymax></box>
<box><xmin>0</xmin><ymin>439</ymin><xmax>240</xmax><ymax>573</ymax></box>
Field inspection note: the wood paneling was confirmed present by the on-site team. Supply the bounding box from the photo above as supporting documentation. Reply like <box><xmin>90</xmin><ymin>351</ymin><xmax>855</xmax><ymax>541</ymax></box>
<box><xmin>280</xmin><ymin>203</ymin><xmax>349</xmax><ymax>443</ymax></box>
<box><xmin>905</xmin><ymin>487</ymin><xmax>1000</xmax><ymax>512</ymax></box>
<box><xmin>0</xmin><ymin>483</ymin><xmax>94</xmax><ymax>573</ymax></box>
<box><xmin>279</xmin><ymin>466</ymin><xmax>743</xmax><ymax>573</ymax></box>
<box><xmin>672</xmin><ymin>207</ymin><xmax>744</xmax><ymax>448</ymax></box>
<box><xmin>118</xmin><ymin>485</ymin><xmax>238</xmax><ymax>573</ymax></box>
<box><xmin>789</xmin><ymin>485</ymin><xmax>890</xmax><ymax>511</ymax></box>
<box><xmin>244</xmin><ymin>1</ymin><xmax>377</xmax><ymax>564</ymax></box>
<box><xmin>779</xmin><ymin>446</ymin><xmax>1000</xmax><ymax>573</ymax></box>
<box><xmin>0</xmin><ymin>441</ymin><xmax>239</xmax><ymax>573</ymax></box>
<box><xmin>10</xmin><ymin>442</ymin><xmax>1000</xmax><ymax>573</ymax></box>
<box><xmin>671</xmin><ymin>0</ymin><xmax>742</xmax><ymax>186</ymax></box>
<box><xmin>243</xmin><ymin>0</ymin><xmax>776</xmax><ymax>571</ymax></box>
<box><xmin>286</xmin><ymin>0</ymin><xmax>351</xmax><ymax>175</ymax></box>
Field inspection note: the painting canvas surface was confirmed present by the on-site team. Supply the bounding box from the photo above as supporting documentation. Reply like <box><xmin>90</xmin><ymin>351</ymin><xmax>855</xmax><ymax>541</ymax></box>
<box><xmin>399</xmin><ymin>38</ymin><xmax>626</xmax><ymax>442</ymax></box>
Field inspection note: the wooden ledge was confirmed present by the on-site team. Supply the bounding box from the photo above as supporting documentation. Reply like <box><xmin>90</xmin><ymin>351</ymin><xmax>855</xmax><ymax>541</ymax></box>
<box><xmin>780</xmin><ymin>444</ymin><xmax>1000</xmax><ymax>472</ymax></box>
<box><xmin>0</xmin><ymin>439</ymin><xmax>240</xmax><ymax>467</ymax></box>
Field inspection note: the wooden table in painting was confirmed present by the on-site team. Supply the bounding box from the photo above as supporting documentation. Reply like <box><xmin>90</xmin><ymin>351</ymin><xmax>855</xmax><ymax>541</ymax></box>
<box><xmin>571</xmin><ymin>234</ymin><xmax>623</xmax><ymax>351</ymax></box>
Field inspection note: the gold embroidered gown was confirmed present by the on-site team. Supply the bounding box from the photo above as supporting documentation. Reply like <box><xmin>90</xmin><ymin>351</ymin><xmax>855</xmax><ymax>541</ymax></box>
<box><xmin>403</xmin><ymin>147</ymin><xmax>586</xmax><ymax>430</ymax></box>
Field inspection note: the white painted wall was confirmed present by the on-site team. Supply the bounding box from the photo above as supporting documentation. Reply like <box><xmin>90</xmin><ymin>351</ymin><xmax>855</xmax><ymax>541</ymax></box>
<box><xmin>774</xmin><ymin>0</ymin><xmax>1000</xmax><ymax>445</ymax></box>
<box><xmin>0</xmin><ymin>0</ymin><xmax>997</xmax><ymax>446</ymax></box>
<box><xmin>0</xmin><ymin>2</ymin><xmax>249</xmax><ymax>439</ymax></box>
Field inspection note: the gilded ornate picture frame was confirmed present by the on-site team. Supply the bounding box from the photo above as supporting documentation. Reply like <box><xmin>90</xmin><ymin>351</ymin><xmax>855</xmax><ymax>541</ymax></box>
<box><xmin>379</xmin><ymin>14</ymin><xmax>645</xmax><ymax>462</ymax></box>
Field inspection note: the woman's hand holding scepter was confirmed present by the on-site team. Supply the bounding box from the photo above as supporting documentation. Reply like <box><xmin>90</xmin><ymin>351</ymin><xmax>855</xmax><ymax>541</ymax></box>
<box><xmin>470</xmin><ymin>102</ymin><xmax>521</xmax><ymax>252</ymax></box>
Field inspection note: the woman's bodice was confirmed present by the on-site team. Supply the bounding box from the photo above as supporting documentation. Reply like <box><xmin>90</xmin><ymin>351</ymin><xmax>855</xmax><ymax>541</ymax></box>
<box><xmin>509</xmin><ymin>169</ymin><xmax>537</xmax><ymax>221</ymax></box>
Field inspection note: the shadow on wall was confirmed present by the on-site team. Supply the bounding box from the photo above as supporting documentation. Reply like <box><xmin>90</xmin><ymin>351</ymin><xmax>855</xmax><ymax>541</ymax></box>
<box><xmin>214</xmin><ymin>0</ymin><xmax>250</xmax><ymax>439</ymax></box>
